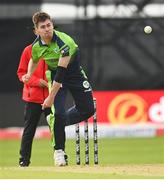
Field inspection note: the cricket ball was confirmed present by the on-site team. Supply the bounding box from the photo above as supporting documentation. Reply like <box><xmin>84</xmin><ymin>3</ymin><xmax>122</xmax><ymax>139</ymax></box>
<box><xmin>144</xmin><ymin>26</ymin><xmax>152</xmax><ymax>34</ymax></box>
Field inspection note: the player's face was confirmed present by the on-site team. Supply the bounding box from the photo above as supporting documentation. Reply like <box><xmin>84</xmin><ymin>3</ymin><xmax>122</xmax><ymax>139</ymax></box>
<box><xmin>35</xmin><ymin>19</ymin><xmax>54</xmax><ymax>40</ymax></box>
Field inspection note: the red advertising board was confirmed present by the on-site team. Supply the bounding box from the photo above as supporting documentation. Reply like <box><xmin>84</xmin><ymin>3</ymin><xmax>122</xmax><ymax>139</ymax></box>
<box><xmin>93</xmin><ymin>90</ymin><xmax>164</xmax><ymax>125</ymax></box>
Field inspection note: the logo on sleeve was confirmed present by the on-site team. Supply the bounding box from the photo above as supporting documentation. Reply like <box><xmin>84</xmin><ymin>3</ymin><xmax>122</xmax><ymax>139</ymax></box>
<box><xmin>61</xmin><ymin>45</ymin><xmax>70</xmax><ymax>56</ymax></box>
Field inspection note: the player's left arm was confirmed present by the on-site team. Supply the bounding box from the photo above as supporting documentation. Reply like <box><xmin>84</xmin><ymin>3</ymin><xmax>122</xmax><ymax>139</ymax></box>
<box><xmin>42</xmin><ymin>56</ymin><xmax>70</xmax><ymax>109</ymax></box>
<box><xmin>49</xmin><ymin>55</ymin><xmax>70</xmax><ymax>96</ymax></box>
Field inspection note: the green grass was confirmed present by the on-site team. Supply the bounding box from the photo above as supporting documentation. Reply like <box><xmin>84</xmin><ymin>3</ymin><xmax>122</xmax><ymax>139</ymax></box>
<box><xmin>0</xmin><ymin>137</ymin><xmax>164</xmax><ymax>179</ymax></box>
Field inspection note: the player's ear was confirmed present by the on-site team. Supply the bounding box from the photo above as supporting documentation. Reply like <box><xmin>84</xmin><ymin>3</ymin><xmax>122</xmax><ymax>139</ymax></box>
<box><xmin>33</xmin><ymin>28</ymin><xmax>38</xmax><ymax>35</ymax></box>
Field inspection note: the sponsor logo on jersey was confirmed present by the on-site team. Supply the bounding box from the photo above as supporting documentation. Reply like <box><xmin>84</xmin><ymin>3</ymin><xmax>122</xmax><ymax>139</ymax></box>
<box><xmin>83</xmin><ymin>81</ymin><xmax>90</xmax><ymax>89</ymax></box>
<box><xmin>83</xmin><ymin>81</ymin><xmax>92</xmax><ymax>92</ymax></box>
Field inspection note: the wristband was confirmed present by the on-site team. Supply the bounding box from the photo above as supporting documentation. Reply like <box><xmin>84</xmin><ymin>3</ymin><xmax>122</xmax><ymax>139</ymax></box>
<box><xmin>54</xmin><ymin>66</ymin><xmax>67</xmax><ymax>83</ymax></box>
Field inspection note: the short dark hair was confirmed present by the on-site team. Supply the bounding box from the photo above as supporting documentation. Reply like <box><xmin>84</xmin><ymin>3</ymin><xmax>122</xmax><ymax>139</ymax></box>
<box><xmin>32</xmin><ymin>12</ymin><xmax>52</xmax><ymax>28</ymax></box>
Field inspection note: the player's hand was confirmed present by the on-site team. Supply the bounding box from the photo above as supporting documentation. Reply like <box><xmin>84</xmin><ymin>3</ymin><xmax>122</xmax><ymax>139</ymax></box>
<box><xmin>39</xmin><ymin>79</ymin><xmax>48</xmax><ymax>88</ymax></box>
<box><xmin>22</xmin><ymin>74</ymin><xmax>31</xmax><ymax>83</ymax></box>
<box><xmin>42</xmin><ymin>96</ymin><xmax>54</xmax><ymax>110</ymax></box>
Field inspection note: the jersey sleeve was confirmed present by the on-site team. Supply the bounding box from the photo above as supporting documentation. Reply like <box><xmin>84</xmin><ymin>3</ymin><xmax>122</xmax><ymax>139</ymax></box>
<box><xmin>60</xmin><ymin>45</ymin><xmax>70</xmax><ymax>57</ymax></box>
<box><xmin>58</xmin><ymin>32</ymin><xmax>78</xmax><ymax>58</ymax></box>
<box><xmin>32</xmin><ymin>45</ymin><xmax>40</xmax><ymax>63</ymax></box>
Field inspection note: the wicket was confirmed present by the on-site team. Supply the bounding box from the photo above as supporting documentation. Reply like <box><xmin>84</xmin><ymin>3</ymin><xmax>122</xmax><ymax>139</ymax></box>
<box><xmin>75</xmin><ymin>98</ymin><xmax>98</xmax><ymax>165</ymax></box>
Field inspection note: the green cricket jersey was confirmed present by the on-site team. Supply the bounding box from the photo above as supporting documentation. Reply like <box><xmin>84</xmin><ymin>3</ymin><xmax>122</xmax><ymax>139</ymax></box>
<box><xmin>32</xmin><ymin>30</ymin><xmax>78</xmax><ymax>70</ymax></box>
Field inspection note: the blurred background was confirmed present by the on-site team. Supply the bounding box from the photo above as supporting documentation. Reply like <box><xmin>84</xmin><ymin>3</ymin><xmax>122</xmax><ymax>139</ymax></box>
<box><xmin>0</xmin><ymin>0</ymin><xmax>164</xmax><ymax>139</ymax></box>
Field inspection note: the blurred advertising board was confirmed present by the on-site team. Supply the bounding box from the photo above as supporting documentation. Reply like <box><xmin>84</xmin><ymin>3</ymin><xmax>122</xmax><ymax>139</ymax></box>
<box><xmin>92</xmin><ymin>90</ymin><xmax>164</xmax><ymax>137</ymax></box>
<box><xmin>93</xmin><ymin>90</ymin><xmax>164</xmax><ymax>124</ymax></box>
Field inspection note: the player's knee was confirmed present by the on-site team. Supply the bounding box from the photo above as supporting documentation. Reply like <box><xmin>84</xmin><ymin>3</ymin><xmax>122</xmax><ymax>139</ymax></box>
<box><xmin>81</xmin><ymin>104</ymin><xmax>94</xmax><ymax>120</ymax></box>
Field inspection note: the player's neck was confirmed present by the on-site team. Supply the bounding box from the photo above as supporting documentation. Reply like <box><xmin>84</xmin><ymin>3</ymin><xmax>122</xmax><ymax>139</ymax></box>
<box><xmin>42</xmin><ymin>37</ymin><xmax>52</xmax><ymax>45</ymax></box>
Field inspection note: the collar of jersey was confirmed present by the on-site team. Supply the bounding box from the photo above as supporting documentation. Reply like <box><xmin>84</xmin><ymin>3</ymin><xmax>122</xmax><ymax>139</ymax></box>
<box><xmin>39</xmin><ymin>31</ymin><xmax>57</xmax><ymax>47</ymax></box>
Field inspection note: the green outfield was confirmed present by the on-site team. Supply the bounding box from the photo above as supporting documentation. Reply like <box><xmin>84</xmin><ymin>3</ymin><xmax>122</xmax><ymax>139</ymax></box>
<box><xmin>0</xmin><ymin>137</ymin><xmax>164</xmax><ymax>179</ymax></box>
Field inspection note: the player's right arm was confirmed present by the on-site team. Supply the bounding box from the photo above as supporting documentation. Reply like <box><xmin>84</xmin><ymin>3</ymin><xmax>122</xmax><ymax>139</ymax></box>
<box><xmin>22</xmin><ymin>59</ymin><xmax>38</xmax><ymax>83</ymax></box>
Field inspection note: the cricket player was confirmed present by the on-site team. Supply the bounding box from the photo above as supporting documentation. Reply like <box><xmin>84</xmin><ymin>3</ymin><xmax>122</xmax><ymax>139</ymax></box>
<box><xmin>22</xmin><ymin>12</ymin><xmax>94</xmax><ymax>166</ymax></box>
